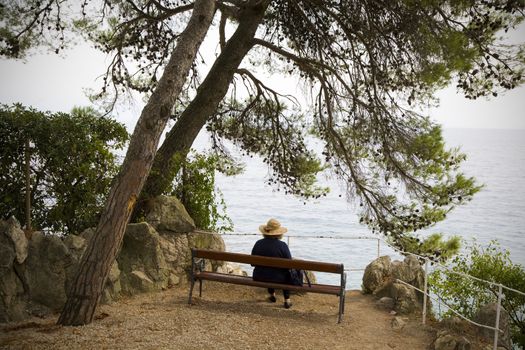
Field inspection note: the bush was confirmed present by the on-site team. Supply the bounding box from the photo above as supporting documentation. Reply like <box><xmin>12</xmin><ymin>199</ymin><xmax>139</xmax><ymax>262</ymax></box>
<box><xmin>170</xmin><ymin>151</ymin><xmax>236</xmax><ymax>233</ymax></box>
<box><xmin>0</xmin><ymin>104</ymin><xmax>128</xmax><ymax>234</ymax></box>
<box><xmin>430</xmin><ymin>240</ymin><xmax>525</xmax><ymax>348</ymax></box>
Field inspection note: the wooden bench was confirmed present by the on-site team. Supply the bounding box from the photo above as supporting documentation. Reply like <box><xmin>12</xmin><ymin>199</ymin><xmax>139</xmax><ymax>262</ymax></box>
<box><xmin>188</xmin><ymin>249</ymin><xmax>347</xmax><ymax>323</ymax></box>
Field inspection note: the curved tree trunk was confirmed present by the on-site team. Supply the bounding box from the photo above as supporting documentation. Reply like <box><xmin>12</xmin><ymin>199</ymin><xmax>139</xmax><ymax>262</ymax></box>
<box><xmin>57</xmin><ymin>0</ymin><xmax>215</xmax><ymax>326</ymax></box>
<box><xmin>140</xmin><ymin>0</ymin><xmax>270</xmax><ymax>201</ymax></box>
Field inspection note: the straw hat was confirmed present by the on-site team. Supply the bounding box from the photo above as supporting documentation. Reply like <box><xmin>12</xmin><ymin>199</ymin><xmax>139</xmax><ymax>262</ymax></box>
<box><xmin>259</xmin><ymin>218</ymin><xmax>288</xmax><ymax>236</ymax></box>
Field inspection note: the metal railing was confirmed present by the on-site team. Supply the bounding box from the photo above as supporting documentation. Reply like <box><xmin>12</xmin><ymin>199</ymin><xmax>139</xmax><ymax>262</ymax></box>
<box><xmin>221</xmin><ymin>232</ymin><xmax>525</xmax><ymax>350</ymax></box>
<box><xmin>377</xmin><ymin>238</ymin><xmax>525</xmax><ymax>350</ymax></box>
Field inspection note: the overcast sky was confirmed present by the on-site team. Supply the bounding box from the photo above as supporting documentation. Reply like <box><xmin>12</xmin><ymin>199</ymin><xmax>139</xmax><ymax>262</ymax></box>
<box><xmin>1</xmin><ymin>25</ymin><xmax>524</xmax><ymax>132</ymax></box>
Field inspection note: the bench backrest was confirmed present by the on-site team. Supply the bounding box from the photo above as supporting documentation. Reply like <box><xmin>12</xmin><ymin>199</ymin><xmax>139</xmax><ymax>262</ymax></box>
<box><xmin>192</xmin><ymin>249</ymin><xmax>344</xmax><ymax>274</ymax></box>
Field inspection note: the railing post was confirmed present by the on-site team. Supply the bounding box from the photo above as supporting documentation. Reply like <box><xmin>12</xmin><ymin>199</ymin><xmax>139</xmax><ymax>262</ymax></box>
<box><xmin>438</xmin><ymin>295</ymin><xmax>441</xmax><ymax>318</ymax></box>
<box><xmin>422</xmin><ymin>258</ymin><xmax>429</xmax><ymax>325</ymax></box>
<box><xmin>493</xmin><ymin>283</ymin><xmax>503</xmax><ymax>350</ymax></box>
<box><xmin>287</xmin><ymin>236</ymin><xmax>290</xmax><ymax>246</ymax></box>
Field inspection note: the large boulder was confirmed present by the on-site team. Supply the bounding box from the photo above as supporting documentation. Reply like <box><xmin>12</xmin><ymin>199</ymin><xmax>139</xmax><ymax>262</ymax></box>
<box><xmin>189</xmin><ymin>230</ymin><xmax>227</xmax><ymax>272</ymax></box>
<box><xmin>118</xmin><ymin>223</ymin><xmax>170</xmax><ymax>294</ymax></box>
<box><xmin>432</xmin><ymin>330</ymin><xmax>471</xmax><ymax>350</ymax></box>
<box><xmin>392</xmin><ymin>255</ymin><xmax>424</xmax><ymax>289</ymax></box>
<box><xmin>362</xmin><ymin>256</ymin><xmax>391</xmax><ymax>293</ymax></box>
<box><xmin>390</xmin><ymin>283</ymin><xmax>419</xmax><ymax>314</ymax></box>
<box><xmin>0</xmin><ymin>219</ymin><xmax>27</xmax><ymax>322</ymax></box>
<box><xmin>2</xmin><ymin>217</ymin><xmax>28</xmax><ymax>264</ymax></box>
<box><xmin>473</xmin><ymin>303</ymin><xmax>511</xmax><ymax>350</ymax></box>
<box><xmin>101</xmin><ymin>261</ymin><xmax>122</xmax><ymax>303</ymax></box>
<box><xmin>20</xmin><ymin>232</ymin><xmax>78</xmax><ymax>313</ymax></box>
<box><xmin>62</xmin><ymin>230</ymin><xmax>122</xmax><ymax>304</ymax></box>
<box><xmin>157</xmin><ymin>229</ymin><xmax>227</xmax><ymax>286</ymax></box>
<box><xmin>157</xmin><ymin>233</ymin><xmax>191</xmax><ymax>287</ymax></box>
<box><xmin>0</xmin><ymin>219</ymin><xmax>125</xmax><ymax>323</ymax></box>
<box><xmin>362</xmin><ymin>255</ymin><xmax>426</xmax><ymax>314</ymax></box>
<box><xmin>217</xmin><ymin>262</ymin><xmax>248</xmax><ymax>277</ymax></box>
<box><xmin>22</xmin><ymin>231</ymin><xmax>73</xmax><ymax>311</ymax></box>
<box><xmin>143</xmin><ymin>196</ymin><xmax>195</xmax><ymax>233</ymax></box>
<box><xmin>63</xmin><ymin>234</ymin><xmax>87</xmax><ymax>260</ymax></box>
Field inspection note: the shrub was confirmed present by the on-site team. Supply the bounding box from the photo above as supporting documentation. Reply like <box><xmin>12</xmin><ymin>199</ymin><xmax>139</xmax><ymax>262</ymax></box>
<box><xmin>170</xmin><ymin>151</ymin><xmax>237</xmax><ymax>233</ymax></box>
<box><xmin>430</xmin><ymin>240</ymin><xmax>525</xmax><ymax>348</ymax></box>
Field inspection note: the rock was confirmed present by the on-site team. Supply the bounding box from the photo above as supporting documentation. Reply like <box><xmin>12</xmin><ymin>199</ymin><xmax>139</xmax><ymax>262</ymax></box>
<box><xmin>63</xmin><ymin>234</ymin><xmax>87</xmax><ymax>264</ymax></box>
<box><xmin>26</xmin><ymin>301</ymin><xmax>52</xmax><ymax>318</ymax></box>
<box><xmin>362</xmin><ymin>256</ymin><xmax>391</xmax><ymax>293</ymax></box>
<box><xmin>376</xmin><ymin>297</ymin><xmax>395</xmax><ymax>310</ymax></box>
<box><xmin>392</xmin><ymin>255</ymin><xmax>424</xmax><ymax>287</ymax></box>
<box><xmin>129</xmin><ymin>270</ymin><xmax>156</xmax><ymax>293</ymax></box>
<box><xmin>434</xmin><ymin>332</ymin><xmax>457</xmax><ymax>350</ymax></box>
<box><xmin>473</xmin><ymin>303</ymin><xmax>511</xmax><ymax>350</ymax></box>
<box><xmin>304</xmin><ymin>270</ymin><xmax>317</xmax><ymax>285</ymax></box>
<box><xmin>441</xmin><ymin>316</ymin><xmax>469</xmax><ymax>333</ymax></box>
<box><xmin>374</xmin><ymin>279</ymin><xmax>396</xmax><ymax>298</ymax></box>
<box><xmin>79</xmin><ymin>227</ymin><xmax>96</xmax><ymax>243</ymax></box>
<box><xmin>107</xmin><ymin>261</ymin><xmax>121</xmax><ymax>284</ymax></box>
<box><xmin>0</xmin><ymin>225</ymin><xmax>16</xmax><ymax>269</ymax></box>
<box><xmin>433</xmin><ymin>330</ymin><xmax>471</xmax><ymax>350</ymax></box>
<box><xmin>144</xmin><ymin>196</ymin><xmax>195</xmax><ymax>233</ymax></box>
<box><xmin>22</xmin><ymin>231</ymin><xmax>73</xmax><ymax>311</ymax></box>
<box><xmin>362</xmin><ymin>255</ymin><xmax>427</xmax><ymax>315</ymax></box>
<box><xmin>188</xmin><ymin>230</ymin><xmax>227</xmax><ymax>272</ymax></box>
<box><xmin>156</xmin><ymin>228</ymin><xmax>228</xmax><ymax>285</ymax></box>
<box><xmin>189</xmin><ymin>230</ymin><xmax>225</xmax><ymax>251</ymax></box>
<box><xmin>217</xmin><ymin>262</ymin><xmax>248</xmax><ymax>276</ymax></box>
<box><xmin>158</xmin><ymin>233</ymin><xmax>192</xmax><ymax>285</ymax></box>
<box><xmin>391</xmin><ymin>282</ymin><xmax>420</xmax><ymax>314</ymax></box>
<box><xmin>455</xmin><ymin>337</ymin><xmax>471</xmax><ymax>350</ymax></box>
<box><xmin>101</xmin><ymin>262</ymin><xmax>121</xmax><ymax>303</ymax></box>
<box><xmin>391</xmin><ymin>316</ymin><xmax>406</xmax><ymax>330</ymax></box>
<box><xmin>169</xmin><ymin>273</ymin><xmax>180</xmax><ymax>286</ymax></box>
<box><xmin>0</xmin><ymin>196</ymin><xmax>230</xmax><ymax>323</ymax></box>
<box><xmin>118</xmin><ymin>223</ymin><xmax>170</xmax><ymax>295</ymax></box>
<box><xmin>64</xmin><ymin>234</ymin><xmax>86</xmax><ymax>251</ymax></box>
<box><xmin>0</xmin><ymin>220</ymin><xmax>27</xmax><ymax>322</ymax></box>
<box><xmin>1</xmin><ymin>217</ymin><xmax>28</xmax><ymax>264</ymax></box>
<box><xmin>1</xmin><ymin>219</ymin><xmax>125</xmax><ymax>322</ymax></box>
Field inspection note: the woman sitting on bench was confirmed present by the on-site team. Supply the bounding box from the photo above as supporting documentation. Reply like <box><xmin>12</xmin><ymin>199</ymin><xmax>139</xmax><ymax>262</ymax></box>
<box><xmin>251</xmin><ymin>218</ymin><xmax>294</xmax><ymax>309</ymax></box>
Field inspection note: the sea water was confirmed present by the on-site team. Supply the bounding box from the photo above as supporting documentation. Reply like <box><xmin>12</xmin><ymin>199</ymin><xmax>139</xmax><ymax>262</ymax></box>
<box><xmin>216</xmin><ymin>128</ymin><xmax>525</xmax><ymax>288</ymax></box>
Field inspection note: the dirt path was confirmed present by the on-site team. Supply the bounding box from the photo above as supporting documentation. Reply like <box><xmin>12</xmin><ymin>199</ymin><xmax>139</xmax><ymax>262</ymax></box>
<box><xmin>0</xmin><ymin>283</ymin><xmax>437</xmax><ymax>349</ymax></box>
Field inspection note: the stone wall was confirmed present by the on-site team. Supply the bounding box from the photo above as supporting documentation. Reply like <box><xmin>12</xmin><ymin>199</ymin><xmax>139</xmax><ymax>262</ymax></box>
<box><xmin>0</xmin><ymin>196</ymin><xmax>226</xmax><ymax>323</ymax></box>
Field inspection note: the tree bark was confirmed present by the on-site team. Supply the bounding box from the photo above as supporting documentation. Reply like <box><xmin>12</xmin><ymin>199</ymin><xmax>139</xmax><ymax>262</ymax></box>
<box><xmin>140</xmin><ymin>0</ymin><xmax>270</xmax><ymax>200</ymax></box>
<box><xmin>24</xmin><ymin>137</ymin><xmax>31</xmax><ymax>231</ymax></box>
<box><xmin>57</xmin><ymin>0</ymin><xmax>215</xmax><ymax>326</ymax></box>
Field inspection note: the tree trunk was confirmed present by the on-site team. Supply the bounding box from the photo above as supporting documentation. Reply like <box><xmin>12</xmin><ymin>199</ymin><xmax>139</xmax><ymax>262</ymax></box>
<box><xmin>24</xmin><ymin>137</ymin><xmax>31</xmax><ymax>231</ymax></box>
<box><xmin>57</xmin><ymin>0</ymin><xmax>215</xmax><ymax>326</ymax></box>
<box><xmin>140</xmin><ymin>0</ymin><xmax>269</xmax><ymax>200</ymax></box>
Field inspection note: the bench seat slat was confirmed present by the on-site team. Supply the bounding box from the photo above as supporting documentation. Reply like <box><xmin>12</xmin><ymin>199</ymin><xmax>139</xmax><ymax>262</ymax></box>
<box><xmin>194</xmin><ymin>249</ymin><xmax>343</xmax><ymax>273</ymax></box>
<box><xmin>196</xmin><ymin>271</ymin><xmax>343</xmax><ymax>296</ymax></box>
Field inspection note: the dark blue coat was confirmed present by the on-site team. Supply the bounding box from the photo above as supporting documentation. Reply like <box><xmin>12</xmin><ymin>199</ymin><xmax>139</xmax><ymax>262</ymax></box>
<box><xmin>251</xmin><ymin>237</ymin><xmax>292</xmax><ymax>283</ymax></box>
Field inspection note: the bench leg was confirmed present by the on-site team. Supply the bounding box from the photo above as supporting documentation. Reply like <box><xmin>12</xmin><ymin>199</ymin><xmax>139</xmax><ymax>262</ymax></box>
<box><xmin>338</xmin><ymin>293</ymin><xmax>344</xmax><ymax>323</ymax></box>
<box><xmin>342</xmin><ymin>292</ymin><xmax>346</xmax><ymax>314</ymax></box>
<box><xmin>199</xmin><ymin>279</ymin><xmax>203</xmax><ymax>297</ymax></box>
<box><xmin>188</xmin><ymin>278</ymin><xmax>195</xmax><ymax>305</ymax></box>
<box><xmin>189</xmin><ymin>253</ymin><xmax>196</xmax><ymax>305</ymax></box>
<box><xmin>337</xmin><ymin>272</ymin><xmax>346</xmax><ymax>323</ymax></box>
